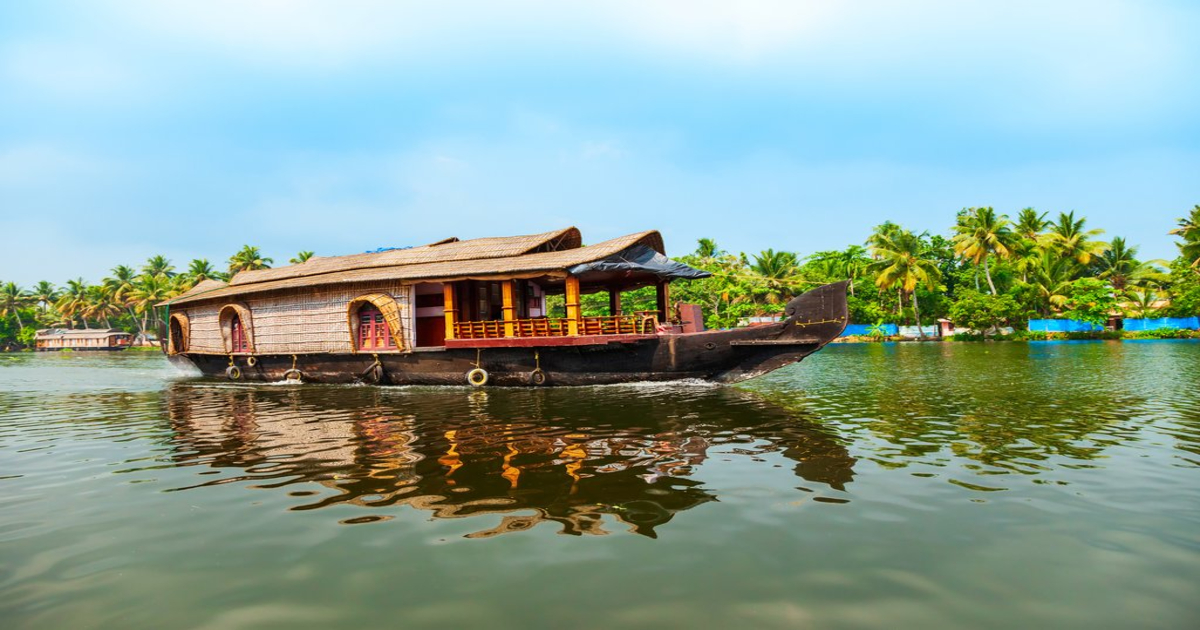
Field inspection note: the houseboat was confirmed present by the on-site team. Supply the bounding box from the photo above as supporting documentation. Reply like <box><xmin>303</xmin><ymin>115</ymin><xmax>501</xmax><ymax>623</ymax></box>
<box><xmin>35</xmin><ymin>328</ymin><xmax>133</xmax><ymax>351</ymax></box>
<box><xmin>159</xmin><ymin>227</ymin><xmax>847</xmax><ymax>385</ymax></box>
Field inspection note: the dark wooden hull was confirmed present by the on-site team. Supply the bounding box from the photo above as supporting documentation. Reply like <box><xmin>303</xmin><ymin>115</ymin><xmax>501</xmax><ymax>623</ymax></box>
<box><xmin>168</xmin><ymin>282</ymin><xmax>848</xmax><ymax>386</ymax></box>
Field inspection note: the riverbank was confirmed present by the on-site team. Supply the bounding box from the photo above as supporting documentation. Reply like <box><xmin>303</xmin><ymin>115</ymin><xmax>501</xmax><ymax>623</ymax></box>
<box><xmin>837</xmin><ymin>328</ymin><xmax>1200</xmax><ymax>342</ymax></box>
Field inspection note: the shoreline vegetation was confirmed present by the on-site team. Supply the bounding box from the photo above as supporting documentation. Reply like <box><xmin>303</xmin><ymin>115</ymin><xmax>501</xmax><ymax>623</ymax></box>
<box><xmin>3</xmin><ymin>207</ymin><xmax>1199</xmax><ymax>351</ymax></box>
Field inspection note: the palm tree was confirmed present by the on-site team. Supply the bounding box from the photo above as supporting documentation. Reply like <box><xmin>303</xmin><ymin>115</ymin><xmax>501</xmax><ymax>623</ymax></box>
<box><xmin>31</xmin><ymin>281</ymin><xmax>58</xmax><ymax>315</ymax></box>
<box><xmin>0</xmin><ymin>282</ymin><xmax>29</xmax><ymax>328</ymax></box>
<box><xmin>695</xmin><ymin>238</ymin><xmax>722</xmax><ymax>260</ymax></box>
<box><xmin>184</xmin><ymin>259</ymin><xmax>225</xmax><ymax>288</ymax></box>
<box><xmin>105</xmin><ymin>265</ymin><xmax>139</xmax><ymax>325</ymax></box>
<box><xmin>1022</xmin><ymin>250</ymin><xmax>1075</xmax><ymax>316</ymax></box>
<box><xmin>289</xmin><ymin>251</ymin><xmax>315</xmax><ymax>264</ymax></box>
<box><xmin>1096</xmin><ymin>237</ymin><xmax>1166</xmax><ymax>292</ymax></box>
<box><xmin>1169</xmin><ymin>204</ymin><xmax>1200</xmax><ymax>274</ymax></box>
<box><xmin>868</xmin><ymin>228</ymin><xmax>941</xmax><ymax>337</ymax></box>
<box><xmin>1124</xmin><ymin>287</ymin><xmax>1160</xmax><ymax>319</ymax></box>
<box><xmin>55</xmin><ymin>279</ymin><xmax>91</xmax><ymax>328</ymax></box>
<box><xmin>951</xmin><ymin>206</ymin><xmax>1016</xmax><ymax>295</ymax></box>
<box><xmin>83</xmin><ymin>284</ymin><xmax>120</xmax><ymax>329</ymax></box>
<box><xmin>142</xmin><ymin>255</ymin><xmax>175</xmax><ymax>278</ymax></box>
<box><xmin>1043</xmin><ymin>211</ymin><xmax>1107</xmax><ymax>268</ymax></box>
<box><xmin>129</xmin><ymin>275</ymin><xmax>174</xmax><ymax>334</ymax></box>
<box><xmin>1014</xmin><ymin>208</ymin><xmax>1049</xmax><ymax>240</ymax></box>
<box><xmin>228</xmin><ymin>246</ymin><xmax>274</xmax><ymax>275</ymax></box>
<box><xmin>750</xmin><ymin>249</ymin><xmax>802</xmax><ymax>305</ymax></box>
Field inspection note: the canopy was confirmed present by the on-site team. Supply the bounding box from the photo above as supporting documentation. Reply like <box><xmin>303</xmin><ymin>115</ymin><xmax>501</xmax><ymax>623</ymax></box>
<box><xmin>567</xmin><ymin>245</ymin><xmax>711</xmax><ymax>281</ymax></box>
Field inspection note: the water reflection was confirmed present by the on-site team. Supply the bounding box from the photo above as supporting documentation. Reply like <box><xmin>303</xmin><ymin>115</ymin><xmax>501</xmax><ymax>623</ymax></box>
<box><xmin>164</xmin><ymin>383</ymin><xmax>856</xmax><ymax>536</ymax></box>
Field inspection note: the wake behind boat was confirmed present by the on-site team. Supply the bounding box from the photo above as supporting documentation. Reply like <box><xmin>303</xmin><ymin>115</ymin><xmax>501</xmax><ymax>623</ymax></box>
<box><xmin>158</xmin><ymin>227</ymin><xmax>847</xmax><ymax>385</ymax></box>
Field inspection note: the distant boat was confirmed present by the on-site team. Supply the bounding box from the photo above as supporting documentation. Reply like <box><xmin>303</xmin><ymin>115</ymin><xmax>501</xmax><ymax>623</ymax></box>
<box><xmin>159</xmin><ymin>227</ymin><xmax>847</xmax><ymax>385</ymax></box>
<box><xmin>35</xmin><ymin>328</ymin><xmax>133</xmax><ymax>351</ymax></box>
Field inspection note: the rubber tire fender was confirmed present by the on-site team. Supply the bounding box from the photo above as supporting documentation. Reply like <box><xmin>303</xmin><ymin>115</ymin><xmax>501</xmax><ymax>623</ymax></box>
<box><xmin>529</xmin><ymin>369</ymin><xmax>547</xmax><ymax>386</ymax></box>
<box><xmin>246</xmin><ymin>356</ymin><xmax>258</xmax><ymax>367</ymax></box>
<box><xmin>362</xmin><ymin>363</ymin><xmax>384</xmax><ymax>384</ymax></box>
<box><xmin>282</xmin><ymin>368</ymin><xmax>303</xmax><ymax>382</ymax></box>
<box><xmin>225</xmin><ymin>365</ymin><xmax>242</xmax><ymax>380</ymax></box>
<box><xmin>466</xmin><ymin>368</ymin><xmax>489</xmax><ymax>387</ymax></box>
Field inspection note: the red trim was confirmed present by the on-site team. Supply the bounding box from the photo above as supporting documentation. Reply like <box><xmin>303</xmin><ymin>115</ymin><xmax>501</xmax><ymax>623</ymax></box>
<box><xmin>445</xmin><ymin>334</ymin><xmax>655</xmax><ymax>349</ymax></box>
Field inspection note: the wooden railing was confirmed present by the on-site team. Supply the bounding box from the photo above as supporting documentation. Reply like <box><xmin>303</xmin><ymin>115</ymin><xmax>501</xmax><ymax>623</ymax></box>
<box><xmin>453</xmin><ymin>314</ymin><xmax>658</xmax><ymax>340</ymax></box>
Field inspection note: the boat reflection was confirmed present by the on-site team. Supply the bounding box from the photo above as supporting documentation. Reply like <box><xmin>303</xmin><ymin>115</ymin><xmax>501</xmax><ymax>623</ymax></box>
<box><xmin>165</xmin><ymin>382</ymin><xmax>855</xmax><ymax>537</ymax></box>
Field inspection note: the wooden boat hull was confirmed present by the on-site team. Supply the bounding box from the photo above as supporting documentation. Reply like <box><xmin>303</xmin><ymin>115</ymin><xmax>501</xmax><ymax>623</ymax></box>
<box><xmin>167</xmin><ymin>281</ymin><xmax>848</xmax><ymax>386</ymax></box>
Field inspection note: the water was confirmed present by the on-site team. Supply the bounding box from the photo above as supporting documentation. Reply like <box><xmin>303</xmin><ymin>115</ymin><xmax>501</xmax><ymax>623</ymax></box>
<box><xmin>1</xmin><ymin>343</ymin><xmax>1198</xmax><ymax>629</ymax></box>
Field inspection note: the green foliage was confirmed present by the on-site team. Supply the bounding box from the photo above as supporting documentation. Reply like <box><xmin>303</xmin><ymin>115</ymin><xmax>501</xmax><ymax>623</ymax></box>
<box><xmin>1065</xmin><ymin>278</ymin><xmax>1118</xmax><ymax>325</ymax></box>
<box><xmin>948</xmin><ymin>291</ymin><xmax>1027</xmax><ymax>334</ymax></box>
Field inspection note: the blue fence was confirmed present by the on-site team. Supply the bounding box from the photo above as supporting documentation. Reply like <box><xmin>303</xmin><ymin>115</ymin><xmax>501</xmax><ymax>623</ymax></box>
<box><xmin>1027</xmin><ymin>319</ymin><xmax>1103</xmax><ymax>333</ymax></box>
<box><xmin>840</xmin><ymin>323</ymin><xmax>899</xmax><ymax>337</ymax></box>
<box><xmin>1123</xmin><ymin>317</ymin><xmax>1200</xmax><ymax>331</ymax></box>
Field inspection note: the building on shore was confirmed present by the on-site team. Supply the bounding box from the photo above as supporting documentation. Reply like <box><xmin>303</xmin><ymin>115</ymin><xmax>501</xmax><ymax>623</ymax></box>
<box><xmin>34</xmin><ymin>328</ymin><xmax>133</xmax><ymax>351</ymax></box>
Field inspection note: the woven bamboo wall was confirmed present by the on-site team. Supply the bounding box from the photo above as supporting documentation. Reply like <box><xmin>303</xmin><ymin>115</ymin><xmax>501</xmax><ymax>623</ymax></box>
<box><xmin>179</xmin><ymin>283</ymin><xmax>412</xmax><ymax>354</ymax></box>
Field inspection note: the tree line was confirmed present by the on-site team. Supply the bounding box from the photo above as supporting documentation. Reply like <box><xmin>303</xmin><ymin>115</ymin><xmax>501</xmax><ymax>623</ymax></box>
<box><xmin>2</xmin><ymin>206</ymin><xmax>1198</xmax><ymax>348</ymax></box>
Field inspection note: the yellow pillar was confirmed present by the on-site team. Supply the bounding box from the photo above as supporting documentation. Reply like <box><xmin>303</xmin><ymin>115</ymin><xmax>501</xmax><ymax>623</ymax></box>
<box><xmin>565</xmin><ymin>276</ymin><xmax>581</xmax><ymax>336</ymax></box>
<box><xmin>656</xmin><ymin>280</ymin><xmax>671</xmax><ymax>324</ymax></box>
<box><xmin>443</xmin><ymin>283</ymin><xmax>458</xmax><ymax>340</ymax></box>
<box><xmin>502</xmin><ymin>280</ymin><xmax>516</xmax><ymax>337</ymax></box>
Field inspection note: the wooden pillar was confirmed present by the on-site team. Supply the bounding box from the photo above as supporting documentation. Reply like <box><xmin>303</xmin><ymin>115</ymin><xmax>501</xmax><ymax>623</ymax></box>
<box><xmin>502</xmin><ymin>280</ymin><xmax>516</xmax><ymax>337</ymax></box>
<box><xmin>565</xmin><ymin>276</ymin><xmax>581</xmax><ymax>336</ymax></box>
<box><xmin>443</xmin><ymin>283</ymin><xmax>458</xmax><ymax>340</ymax></box>
<box><xmin>609</xmin><ymin>287</ymin><xmax>621</xmax><ymax>316</ymax></box>
<box><xmin>656</xmin><ymin>280</ymin><xmax>670</xmax><ymax>324</ymax></box>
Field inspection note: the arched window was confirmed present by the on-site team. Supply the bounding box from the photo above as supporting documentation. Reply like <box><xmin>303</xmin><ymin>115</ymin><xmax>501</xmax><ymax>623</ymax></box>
<box><xmin>169</xmin><ymin>313</ymin><xmax>188</xmax><ymax>354</ymax></box>
<box><xmin>358</xmin><ymin>305</ymin><xmax>396</xmax><ymax>350</ymax></box>
<box><xmin>230</xmin><ymin>314</ymin><xmax>249</xmax><ymax>353</ymax></box>
<box><xmin>218</xmin><ymin>303</ymin><xmax>255</xmax><ymax>354</ymax></box>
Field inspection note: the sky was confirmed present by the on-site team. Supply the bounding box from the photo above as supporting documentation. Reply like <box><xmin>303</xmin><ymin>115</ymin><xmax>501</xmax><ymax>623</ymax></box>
<box><xmin>1</xmin><ymin>0</ymin><xmax>1198</xmax><ymax>286</ymax></box>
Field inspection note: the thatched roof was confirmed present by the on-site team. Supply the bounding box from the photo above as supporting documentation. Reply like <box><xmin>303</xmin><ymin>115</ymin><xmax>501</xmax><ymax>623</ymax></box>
<box><xmin>164</xmin><ymin>228</ymin><xmax>668</xmax><ymax>306</ymax></box>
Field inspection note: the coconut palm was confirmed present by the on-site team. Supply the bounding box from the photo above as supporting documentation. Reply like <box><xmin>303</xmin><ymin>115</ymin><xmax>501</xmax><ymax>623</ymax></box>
<box><xmin>1169</xmin><ymin>204</ymin><xmax>1200</xmax><ymax>274</ymax></box>
<box><xmin>750</xmin><ymin>249</ymin><xmax>802</xmax><ymax>305</ymax></box>
<box><xmin>1043</xmin><ymin>211</ymin><xmax>1107</xmax><ymax>268</ymax></box>
<box><xmin>31</xmin><ymin>281</ymin><xmax>58</xmax><ymax>314</ymax></box>
<box><xmin>129</xmin><ymin>275</ymin><xmax>174</xmax><ymax>333</ymax></box>
<box><xmin>289</xmin><ymin>251</ymin><xmax>315</xmax><ymax>265</ymax></box>
<box><xmin>1014</xmin><ymin>208</ymin><xmax>1049</xmax><ymax>240</ymax></box>
<box><xmin>951</xmin><ymin>207</ymin><xmax>1016</xmax><ymax>295</ymax></box>
<box><xmin>185</xmin><ymin>259</ymin><xmax>224</xmax><ymax>286</ymax></box>
<box><xmin>142</xmin><ymin>255</ymin><xmax>175</xmax><ymax>278</ymax></box>
<box><xmin>228</xmin><ymin>246</ymin><xmax>274</xmax><ymax>275</ymax></box>
<box><xmin>55</xmin><ymin>279</ymin><xmax>91</xmax><ymax>328</ymax></box>
<box><xmin>868</xmin><ymin>228</ymin><xmax>941</xmax><ymax>337</ymax></box>
<box><xmin>1096</xmin><ymin>237</ymin><xmax>1166</xmax><ymax>292</ymax></box>
<box><xmin>83</xmin><ymin>284</ymin><xmax>121</xmax><ymax>329</ymax></box>
<box><xmin>1124</xmin><ymin>287</ymin><xmax>1161</xmax><ymax>319</ymax></box>
<box><xmin>1</xmin><ymin>282</ymin><xmax>30</xmax><ymax>328</ymax></box>
<box><xmin>695</xmin><ymin>238</ymin><xmax>723</xmax><ymax>260</ymax></box>
<box><xmin>1022</xmin><ymin>250</ymin><xmax>1075</xmax><ymax>316</ymax></box>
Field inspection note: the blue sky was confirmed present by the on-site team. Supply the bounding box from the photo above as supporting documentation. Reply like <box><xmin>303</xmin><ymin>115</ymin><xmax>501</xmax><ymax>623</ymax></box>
<box><xmin>1</xmin><ymin>0</ymin><xmax>1198</xmax><ymax>285</ymax></box>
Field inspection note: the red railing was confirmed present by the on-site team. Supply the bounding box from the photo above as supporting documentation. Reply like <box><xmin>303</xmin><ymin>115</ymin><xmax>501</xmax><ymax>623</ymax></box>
<box><xmin>453</xmin><ymin>314</ymin><xmax>658</xmax><ymax>340</ymax></box>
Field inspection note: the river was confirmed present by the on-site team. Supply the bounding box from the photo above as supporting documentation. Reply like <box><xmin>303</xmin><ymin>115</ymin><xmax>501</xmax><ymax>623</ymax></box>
<box><xmin>1</xmin><ymin>342</ymin><xmax>1198</xmax><ymax>629</ymax></box>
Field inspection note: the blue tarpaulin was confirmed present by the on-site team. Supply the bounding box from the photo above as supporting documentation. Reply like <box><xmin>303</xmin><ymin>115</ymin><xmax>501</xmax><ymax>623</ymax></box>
<box><xmin>1027</xmin><ymin>319</ymin><xmax>1103</xmax><ymax>333</ymax></box>
<box><xmin>840</xmin><ymin>323</ymin><xmax>899</xmax><ymax>337</ymax></box>
<box><xmin>1123</xmin><ymin>317</ymin><xmax>1200</xmax><ymax>331</ymax></box>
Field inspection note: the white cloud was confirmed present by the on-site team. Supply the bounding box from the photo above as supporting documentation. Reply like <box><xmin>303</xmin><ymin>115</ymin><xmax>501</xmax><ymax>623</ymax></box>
<box><xmin>2</xmin><ymin>40</ymin><xmax>140</xmax><ymax>98</ymax></box>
